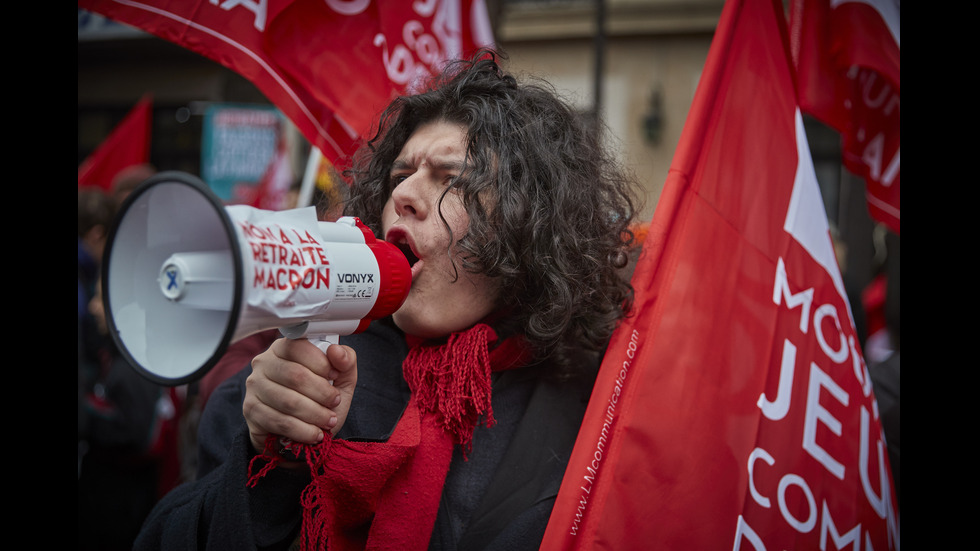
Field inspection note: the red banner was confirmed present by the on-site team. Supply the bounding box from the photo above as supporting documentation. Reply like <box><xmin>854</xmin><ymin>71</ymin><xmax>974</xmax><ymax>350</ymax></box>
<box><xmin>78</xmin><ymin>0</ymin><xmax>494</xmax><ymax>165</ymax></box>
<box><xmin>542</xmin><ymin>0</ymin><xmax>899</xmax><ymax>549</ymax></box>
<box><xmin>78</xmin><ymin>93</ymin><xmax>152</xmax><ymax>191</ymax></box>
<box><xmin>791</xmin><ymin>0</ymin><xmax>900</xmax><ymax>234</ymax></box>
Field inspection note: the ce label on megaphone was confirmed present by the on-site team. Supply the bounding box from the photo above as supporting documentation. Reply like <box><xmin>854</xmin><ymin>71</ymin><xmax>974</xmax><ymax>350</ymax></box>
<box><xmin>102</xmin><ymin>172</ymin><xmax>411</xmax><ymax>386</ymax></box>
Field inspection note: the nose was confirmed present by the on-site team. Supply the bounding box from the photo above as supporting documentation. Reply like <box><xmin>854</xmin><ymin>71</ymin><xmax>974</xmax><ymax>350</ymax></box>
<box><xmin>390</xmin><ymin>172</ymin><xmax>426</xmax><ymax>219</ymax></box>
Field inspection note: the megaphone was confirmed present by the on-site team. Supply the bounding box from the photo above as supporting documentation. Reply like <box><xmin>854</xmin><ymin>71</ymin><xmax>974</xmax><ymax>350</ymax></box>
<box><xmin>102</xmin><ymin>171</ymin><xmax>411</xmax><ymax>386</ymax></box>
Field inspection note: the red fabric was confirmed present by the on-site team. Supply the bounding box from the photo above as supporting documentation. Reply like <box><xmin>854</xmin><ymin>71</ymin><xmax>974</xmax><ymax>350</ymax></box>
<box><xmin>78</xmin><ymin>94</ymin><xmax>152</xmax><ymax>191</ymax></box>
<box><xmin>542</xmin><ymin>0</ymin><xmax>898</xmax><ymax>549</ymax></box>
<box><xmin>790</xmin><ymin>0</ymin><xmax>900</xmax><ymax>234</ymax></box>
<box><xmin>248</xmin><ymin>324</ymin><xmax>531</xmax><ymax>551</ymax></box>
<box><xmin>861</xmin><ymin>274</ymin><xmax>888</xmax><ymax>337</ymax></box>
<box><xmin>78</xmin><ymin>0</ymin><xmax>494</xmax><ymax>166</ymax></box>
<box><xmin>245</xmin><ymin>136</ymin><xmax>294</xmax><ymax>211</ymax></box>
<box><xmin>149</xmin><ymin>387</ymin><xmax>184</xmax><ymax>498</ymax></box>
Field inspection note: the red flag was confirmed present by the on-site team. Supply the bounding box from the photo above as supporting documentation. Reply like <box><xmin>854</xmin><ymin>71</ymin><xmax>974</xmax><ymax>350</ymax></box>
<box><xmin>78</xmin><ymin>94</ymin><xmax>152</xmax><ymax>191</ymax></box>
<box><xmin>791</xmin><ymin>0</ymin><xmax>900</xmax><ymax>234</ymax></box>
<box><xmin>78</xmin><ymin>0</ymin><xmax>494</xmax><ymax>165</ymax></box>
<box><xmin>542</xmin><ymin>0</ymin><xmax>899</xmax><ymax>549</ymax></box>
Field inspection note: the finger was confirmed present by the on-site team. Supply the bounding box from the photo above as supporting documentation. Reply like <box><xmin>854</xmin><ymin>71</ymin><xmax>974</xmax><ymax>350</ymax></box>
<box><xmin>272</xmin><ymin>338</ymin><xmax>331</xmax><ymax>375</ymax></box>
<box><xmin>264</xmin><ymin>360</ymin><xmax>342</xmax><ymax>413</ymax></box>
<box><xmin>244</xmin><ymin>397</ymin><xmax>329</xmax><ymax>448</ymax></box>
<box><xmin>247</xmin><ymin>367</ymin><xmax>340</xmax><ymax>426</ymax></box>
<box><xmin>276</xmin><ymin>338</ymin><xmax>357</xmax><ymax>387</ymax></box>
<box><xmin>260</xmin><ymin>338</ymin><xmax>344</xmax><ymax>406</ymax></box>
<box><xmin>244</xmin><ymin>377</ymin><xmax>338</xmax><ymax>442</ymax></box>
<box><xmin>325</xmin><ymin>344</ymin><xmax>357</xmax><ymax>383</ymax></box>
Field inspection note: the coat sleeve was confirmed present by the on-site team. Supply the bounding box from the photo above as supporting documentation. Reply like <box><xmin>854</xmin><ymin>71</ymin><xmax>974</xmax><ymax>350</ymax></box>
<box><xmin>135</xmin><ymin>321</ymin><xmax>409</xmax><ymax>551</ymax></box>
<box><xmin>134</xmin><ymin>368</ymin><xmax>310</xmax><ymax>551</ymax></box>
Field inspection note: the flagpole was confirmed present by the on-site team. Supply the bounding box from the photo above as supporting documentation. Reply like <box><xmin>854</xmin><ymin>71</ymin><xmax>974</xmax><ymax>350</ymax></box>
<box><xmin>297</xmin><ymin>146</ymin><xmax>322</xmax><ymax>209</ymax></box>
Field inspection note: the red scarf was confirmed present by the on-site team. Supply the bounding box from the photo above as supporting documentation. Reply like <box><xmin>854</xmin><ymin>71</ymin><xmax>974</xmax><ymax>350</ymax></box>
<box><xmin>248</xmin><ymin>323</ymin><xmax>531</xmax><ymax>551</ymax></box>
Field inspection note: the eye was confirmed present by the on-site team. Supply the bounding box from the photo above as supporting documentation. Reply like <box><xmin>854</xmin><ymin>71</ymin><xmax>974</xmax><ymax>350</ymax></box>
<box><xmin>389</xmin><ymin>173</ymin><xmax>408</xmax><ymax>189</ymax></box>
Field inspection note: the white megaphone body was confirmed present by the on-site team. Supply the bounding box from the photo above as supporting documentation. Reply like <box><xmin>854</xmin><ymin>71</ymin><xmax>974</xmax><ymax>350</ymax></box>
<box><xmin>102</xmin><ymin>171</ymin><xmax>411</xmax><ymax>386</ymax></box>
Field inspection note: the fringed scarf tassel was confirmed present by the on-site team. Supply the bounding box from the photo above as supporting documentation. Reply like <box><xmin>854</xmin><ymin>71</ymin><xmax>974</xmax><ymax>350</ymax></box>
<box><xmin>402</xmin><ymin>323</ymin><xmax>497</xmax><ymax>454</ymax></box>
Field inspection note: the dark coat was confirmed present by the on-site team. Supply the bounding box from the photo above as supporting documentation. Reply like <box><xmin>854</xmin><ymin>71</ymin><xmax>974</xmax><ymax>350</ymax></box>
<box><xmin>135</xmin><ymin>320</ymin><xmax>593</xmax><ymax>550</ymax></box>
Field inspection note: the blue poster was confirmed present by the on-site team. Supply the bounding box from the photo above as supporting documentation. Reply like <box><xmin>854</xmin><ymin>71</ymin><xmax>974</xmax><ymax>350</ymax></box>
<box><xmin>201</xmin><ymin>104</ymin><xmax>283</xmax><ymax>201</ymax></box>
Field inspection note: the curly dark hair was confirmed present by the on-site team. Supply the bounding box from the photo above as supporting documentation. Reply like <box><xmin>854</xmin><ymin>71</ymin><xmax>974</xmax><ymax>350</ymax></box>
<box><xmin>343</xmin><ymin>50</ymin><xmax>642</xmax><ymax>378</ymax></box>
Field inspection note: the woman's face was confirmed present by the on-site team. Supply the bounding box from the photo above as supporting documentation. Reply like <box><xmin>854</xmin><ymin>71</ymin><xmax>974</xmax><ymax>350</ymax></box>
<box><xmin>381</xmin><ymin>120</ymin><xmax>500</xmax><ymax>339</ymax></box>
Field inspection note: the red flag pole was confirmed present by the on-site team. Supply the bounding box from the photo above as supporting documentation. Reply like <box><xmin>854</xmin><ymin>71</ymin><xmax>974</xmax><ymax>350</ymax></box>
<box><xmin>297</xmin><ymin>146</ymin><xmax>323</xmax><ymax>209</ymax></box>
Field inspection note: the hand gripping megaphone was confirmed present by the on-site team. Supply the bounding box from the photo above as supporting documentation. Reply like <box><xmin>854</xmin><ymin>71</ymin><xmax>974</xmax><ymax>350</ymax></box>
<box><xmin>101</xmin><ymin>171</ymin><xmax>411</xmax><ymax>386</ymax></box>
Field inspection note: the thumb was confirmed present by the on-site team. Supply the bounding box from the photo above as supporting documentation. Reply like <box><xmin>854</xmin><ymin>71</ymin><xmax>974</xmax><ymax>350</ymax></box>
<box><xmin>325</xmin><ymin>344</ymin><xmax>358</xmax><ymax>391</ymax></box>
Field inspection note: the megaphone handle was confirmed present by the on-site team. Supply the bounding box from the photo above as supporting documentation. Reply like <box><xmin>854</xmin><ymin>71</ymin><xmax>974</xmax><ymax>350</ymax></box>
<box><xmin>266</xmin><ymin>333</ymin><xmax>340</xmax><ymax>462</ymax></box>
<box><xmin>307</xmin><ymin>334</ymin><xmax>340</xmax><ymax>355</ymax></box>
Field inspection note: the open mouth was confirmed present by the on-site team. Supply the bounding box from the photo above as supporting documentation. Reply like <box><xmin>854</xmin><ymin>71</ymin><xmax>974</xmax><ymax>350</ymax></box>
<box><xmin>397</xmin><ymin>242</ymin><xmax>420</xmax><ymax>268</ymax></box>
<box><xmin>386</xmin><ymin>227</ymin><xmax>420</xmax><ymax>270</ymax></box>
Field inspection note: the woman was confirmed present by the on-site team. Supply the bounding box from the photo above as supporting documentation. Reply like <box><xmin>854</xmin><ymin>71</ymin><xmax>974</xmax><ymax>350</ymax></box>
<box><xmin>136</xmin><ymin>50</ymin><xmax>642</xmax><ymax>551</ymax></box>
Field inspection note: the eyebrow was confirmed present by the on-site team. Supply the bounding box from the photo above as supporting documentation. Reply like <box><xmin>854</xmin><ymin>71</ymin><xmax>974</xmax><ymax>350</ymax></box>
<box><xmin>390</xmin><ymin>157</ymin><xmax>465</xmax><ymax>173</ymax></box>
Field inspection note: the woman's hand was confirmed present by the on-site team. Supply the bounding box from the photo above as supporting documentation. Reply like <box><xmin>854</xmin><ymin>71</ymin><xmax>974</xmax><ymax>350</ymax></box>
<box><xmin>243</xmin><ymin>338</ymin><xmax>357</xmax><ymax>454</ymax></box>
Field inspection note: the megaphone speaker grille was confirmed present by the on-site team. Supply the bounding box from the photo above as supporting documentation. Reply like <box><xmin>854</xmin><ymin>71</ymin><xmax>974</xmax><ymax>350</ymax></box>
<box><xmin>102</xmin><ymin>172</ymin><xmax>243</xmax><ymax>386</ymax></box>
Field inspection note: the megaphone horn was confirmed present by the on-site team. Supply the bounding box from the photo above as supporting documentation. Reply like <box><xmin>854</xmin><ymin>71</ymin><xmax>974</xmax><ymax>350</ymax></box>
<box><xmin>102</xmin><ymin>171</ymin><xmax>411</xmax><ymax>386</ymax></box>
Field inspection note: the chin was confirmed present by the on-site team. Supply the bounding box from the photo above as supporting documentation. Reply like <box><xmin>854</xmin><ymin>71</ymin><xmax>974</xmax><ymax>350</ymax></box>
<box><xmin>392</xmin><ymin>310</ymin><xmax>477</xmax><ymax>341</ymax></box>
<box><xmin>392</xmin><ymin>311</ymin><xmax>441</xmax><ymax>340</ymax></box>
